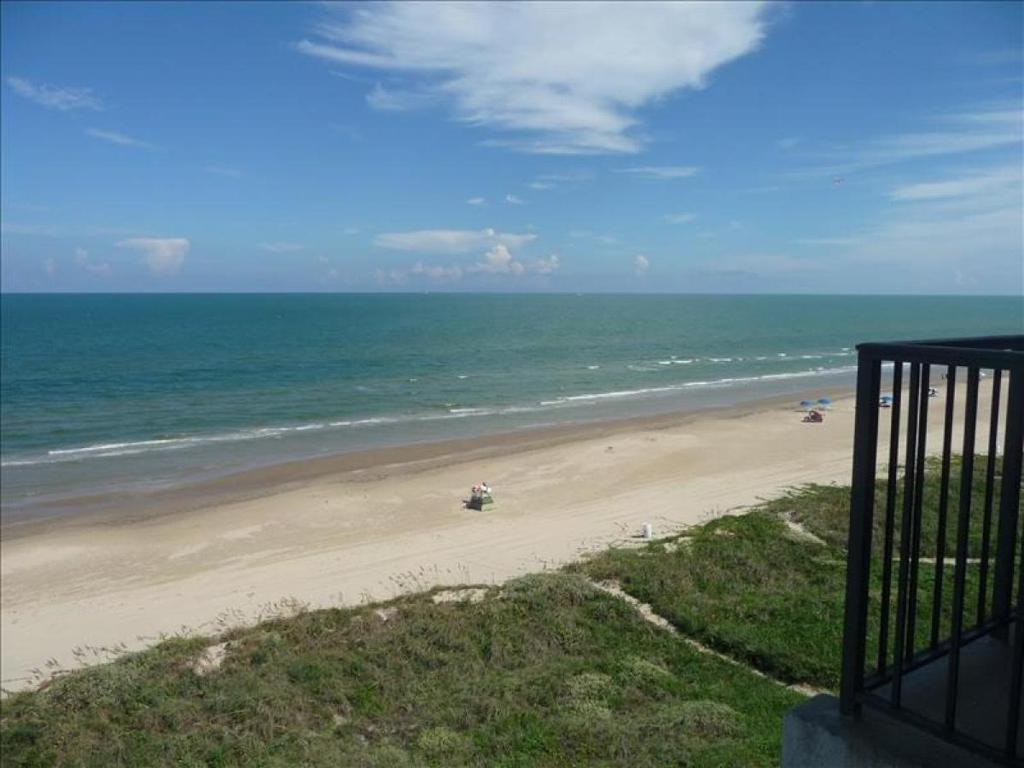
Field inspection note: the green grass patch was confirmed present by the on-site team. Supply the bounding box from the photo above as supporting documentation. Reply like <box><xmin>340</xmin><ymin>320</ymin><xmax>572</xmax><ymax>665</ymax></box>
<box><xmin>579</xmin><ymin>456</ymin><xmax>1008</xmax><ymax>691</ymax></box>
<box><xmin>1</xmin><ymin>574</ymin><xmax>802</xmax><ymax>767</ymax></box>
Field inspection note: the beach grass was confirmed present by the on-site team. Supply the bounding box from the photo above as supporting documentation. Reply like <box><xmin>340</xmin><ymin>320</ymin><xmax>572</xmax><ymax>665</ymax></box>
<box><xmin>1</xmin><ymin>458</ymin><xmax>1004</xmax><ymax>767</ymax></box>
<box><xmin>1</xmin><ymin>573</ymin><xmax>802</xmax><ymax>767</ymax></box>
<box><xmin>578</xmin><ymin>456</ymin><xmax>999</xmax><ymax>691</ymax></box>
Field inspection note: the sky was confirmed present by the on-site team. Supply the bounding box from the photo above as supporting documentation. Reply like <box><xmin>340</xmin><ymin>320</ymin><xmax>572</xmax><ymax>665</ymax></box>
<box><xmin>1</xmin><ymin>1</ymin><xmax>1021</xmax><ymax>294</ymax></box>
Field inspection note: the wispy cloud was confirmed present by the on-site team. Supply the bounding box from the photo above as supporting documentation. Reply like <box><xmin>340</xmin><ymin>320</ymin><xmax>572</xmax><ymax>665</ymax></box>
<box><xmin>526</xmin><ymin>170</ymin><xmax>594</xmax><ymax>190</ymax></box>
<box><xmin>86</xmin><ymin>128</ymin><xmax>158</xmax><ymax>150</ymax></box>
<box><xmin>505</xmin><ymin>193</ymin><xmax>524</xmax><ymax>205</ymax></box>
<box><xmin>374</xmin><ymin>228</ymin><xmax>535</xmax><ymax>254</ymax></box>
<box><xmin>800</xmin><ymin>105</ymin><xmax>1023</xmax><ymax>176</ymax></box>
<box><xmin>888</xmin><ymin>164</ymin><xmax>1021</xmax><ymax>202</ymax></box>
<box><xmin>365</xmin><ymin>83</ymin><xmax>438</xmax><ymax>112</ymax></box>
<box><xmin>297</xmin><ymin>3</ymin><xmax>770</xmax><ymax>154</ymax></box>
<box><xmin>260</xmin><ymin>242</ymin><xmax>305</xmax><ymax>253</ymax></box>
<box><xmin>466</xmin><ymin>197</ymin><xmax>485</xmax><ymax>206</ymax></box>
<box><xmin>616</xmin><ymin>166</ymin><xmax>698</xmax><ymax>180</ymax></box>
<box><xmin>117</xmin><ymin>237</ymin><xmax>189</xmax><ymax>275</ymax></box>
<box><xmin>633</xmin><ymin>254</ymin><xmax>650</xmax><ymax>276</ymax></box>
<box><xmin>664</xmin><ymin>212</ymin><xmax>696</xmax><ymax>224</ymax></box>
<box><xmin>6</xmin><ymin>76</ymin><xmax>102</xmax><ymax>111</ymax></box>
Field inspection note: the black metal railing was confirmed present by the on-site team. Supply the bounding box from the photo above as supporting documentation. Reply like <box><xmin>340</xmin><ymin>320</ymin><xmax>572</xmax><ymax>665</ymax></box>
<box><xmin>840</xmin><ymin>335</ymin><xmax>1024</xmax><ymax>765</ymax></box>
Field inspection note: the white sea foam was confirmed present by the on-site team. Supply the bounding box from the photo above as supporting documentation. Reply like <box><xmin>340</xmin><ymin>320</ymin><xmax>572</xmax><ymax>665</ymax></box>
<box><xmin>3</xmin><ymin>364</ymin><xmax>859</xmax><ymax>470</ymax></box>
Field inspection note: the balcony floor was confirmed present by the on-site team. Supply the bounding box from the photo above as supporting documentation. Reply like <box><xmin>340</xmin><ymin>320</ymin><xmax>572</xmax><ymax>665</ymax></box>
<box><xmin>872</xmin><ymin>627</ymin><xmax>1024</xmax><ymax>757</ymax></box>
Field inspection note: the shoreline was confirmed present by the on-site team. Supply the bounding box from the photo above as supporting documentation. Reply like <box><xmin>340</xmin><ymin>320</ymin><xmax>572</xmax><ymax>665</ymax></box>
<box><xmin>1</xmin><ymin>383</ymin><xmax>856</xmax><ymax>538</ymax></box>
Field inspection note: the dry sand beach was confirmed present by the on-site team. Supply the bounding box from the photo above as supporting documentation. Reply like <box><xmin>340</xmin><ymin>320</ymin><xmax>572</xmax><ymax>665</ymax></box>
<box><xmin>0</xmin><ymin>379</ymin><xmax>1000</xmax><ymax>692</ymax></box>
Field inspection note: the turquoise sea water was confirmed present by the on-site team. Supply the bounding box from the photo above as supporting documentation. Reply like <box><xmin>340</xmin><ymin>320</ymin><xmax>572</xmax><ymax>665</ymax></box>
<box><xmin>2</xmin><ymin>294</ymin><xmax>1021</xmax><ymax>519</ymax></box>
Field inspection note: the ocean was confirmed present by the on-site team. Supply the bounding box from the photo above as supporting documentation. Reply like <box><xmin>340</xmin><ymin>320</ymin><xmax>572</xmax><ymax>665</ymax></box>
<box><xmin>2</xmin><ymin>293</ymin><xmax>1021</xmax><ymax>520</ymax></box>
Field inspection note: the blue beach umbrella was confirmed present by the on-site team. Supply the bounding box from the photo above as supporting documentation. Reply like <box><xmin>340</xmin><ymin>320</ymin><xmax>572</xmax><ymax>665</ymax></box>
<box><xmin>817</xmin><ymin>398</ymin><xmax>832</xmax><ymax>408</ymax></box>
<box><xmin>800</xmin><ymin>400</ymin><xmax>814</xmax><ymax>408</ymax></box>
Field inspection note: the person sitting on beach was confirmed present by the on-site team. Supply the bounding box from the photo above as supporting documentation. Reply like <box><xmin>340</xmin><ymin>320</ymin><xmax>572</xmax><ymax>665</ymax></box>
<box><xmin>802</xmin><ymin>410</ymin><xmax>823</xmax><ymax>423</ymax></box>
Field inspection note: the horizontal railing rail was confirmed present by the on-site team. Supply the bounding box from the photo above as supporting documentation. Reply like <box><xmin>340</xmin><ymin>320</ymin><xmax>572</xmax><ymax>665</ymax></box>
<box><xmin>840</xmin><ymin>335</ymin><xmax>1024</xmax><ymax>766</ymax></box>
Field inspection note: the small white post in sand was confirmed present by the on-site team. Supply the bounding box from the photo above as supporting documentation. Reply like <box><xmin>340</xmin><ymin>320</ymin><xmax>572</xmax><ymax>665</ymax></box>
<box><xmin>642</xmin><ymin>522</ymin><xmax>653</xmax><ymax>540</ymax></box>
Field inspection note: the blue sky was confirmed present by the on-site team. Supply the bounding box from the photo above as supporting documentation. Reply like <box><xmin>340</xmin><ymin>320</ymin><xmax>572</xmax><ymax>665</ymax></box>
<box><xmin>1</xmin><ymin>1</ymin><xmax>1021</xmax><ymax>294</ymax></box>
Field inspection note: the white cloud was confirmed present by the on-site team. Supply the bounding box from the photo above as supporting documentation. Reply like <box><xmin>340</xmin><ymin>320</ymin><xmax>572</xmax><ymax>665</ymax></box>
<box><xmin>384</xmin><ymin>246</ymin><xmax>558</xmax><ymax>283</ymax></box>
<box><xmin>470</xmin><ymin>243</ymin><xmax>524</xmax><ymax>275</ymax></box>
<box><xmin>617</xmin><ymin>166</ymin><xmax>699</xmax><ymax>180</ymax></box>
<box><xmin>74</xmin><ymin>246</ymin><xmax>111</xmax><ymax>275</ymax></box>
<box><xmin>374</xmin><ymin>227</ymin><xmax>535</xmax><ymax>254</ymax></box>
<box><xmin>297</xmin><ymin>3</ymin><xmax>769</xmax><ymax>154</ymax></box>
<box><xmin>532</xmin><ymin>254</ymin><xmax>560</xmax><ymax>275</ymax></box>
<box><xmin>117</xmin><ymin>237</ymin><xmax>189</xmax><ymax>275</ymax></box>
<box><xmin>260</xmin><ymin>242</ymin><xmax>305</xmax><ymax>253</ymax></box>
<box><xmin>505</xmin><ymin>193</ymin><xmax>524</xmax><ymax>205</ymax></box>
<box><xmin>365</xmin><ymin>83</ymin><xmax>437</xmax><ymax>111</ymax></box>
<box><xmin>528</xmin><ymin>171</ymin><xmax>593</xmax><ymax>190</ymax></box>
<box><xmin>634</xmin><ymin>254</ymin><xmax>650</xmax><ymax>276</ymax></box>
<box><xmin>86</xmin><ymin>128</ymin><xmax>158</xmax><ymax>150</ymax></box>
<box><xmin>664</xmin><ymin>212</ymin><xmax>696</xmax><ymax>224</ymax></box>
<box><xmin>7</xmin><ymin>76</ymin><xmax>102</xmax><ymax>111</ymax></box>
<box><xmin>466</xmin><ymin>197</ymin><xmax>485</xmax><ymax>206</ymax></box>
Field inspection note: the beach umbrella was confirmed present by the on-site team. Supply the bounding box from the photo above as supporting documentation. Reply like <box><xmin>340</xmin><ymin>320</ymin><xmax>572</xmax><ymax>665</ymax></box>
<box><xmin>800</xmin><ymin>400</ymin><xmax>814</xmax><ymax>408</ymax></box>
<box><xmin>880</xmin><ymin>395</ymin><xmax>893</xmax><ymax>401</ymax></box>
<box><xmin>817</xmin><ymin>398</ymin><xmax>832</xmax><ymax>408</ymax></box>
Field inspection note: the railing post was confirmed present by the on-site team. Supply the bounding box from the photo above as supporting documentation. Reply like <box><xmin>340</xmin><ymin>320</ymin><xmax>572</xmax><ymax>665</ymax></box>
<box><xmin>840</xmin><ymin>349</ymin><xmax>882</xmax><ymax>715</ymax></box>
<box><xmin>993</xmin><ymin>368</ymin><xmax>1024</xmax><ymax>637</ymax></box>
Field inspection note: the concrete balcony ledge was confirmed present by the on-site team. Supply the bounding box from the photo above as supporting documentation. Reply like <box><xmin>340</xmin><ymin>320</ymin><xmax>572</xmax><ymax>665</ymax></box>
<box><xmin>782</xmin><ymin>694</ymin><xmax>1007</xmax><ymax>768</ymax></box>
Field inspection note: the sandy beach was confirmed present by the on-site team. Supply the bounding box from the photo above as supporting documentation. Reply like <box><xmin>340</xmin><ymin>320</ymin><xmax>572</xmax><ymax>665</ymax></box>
<box><xmin>0</xmin><ymin>379</ymin><xmax>1000</xmax><ymax>691</ymax></box>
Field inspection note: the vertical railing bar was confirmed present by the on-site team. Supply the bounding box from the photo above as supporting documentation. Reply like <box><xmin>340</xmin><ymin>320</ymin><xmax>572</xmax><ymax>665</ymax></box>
<box><xmin>1004</xmin><ymin>527</ymin><xmax>1024</xmax><ymax>758</ymax></box>
<box><xmin>892</xmin><ymin>362</ymin><xmax>921</xmax><ymax>707</ymax></box>
<box><xmin>993</xmin><ymin>370</ymin><xmax>1024</xmax><ymax>637</ymax></box>
<box><xmin>945</xmin><ymin>366</ymin><xmax>980</xmax><ymax>731</ymax></box>
<box><xmin>978</xmin><ymin>369</ymin><xmax>1003</xmax><ymax>623</ymax></box>
<box><xmin>878</xmin><ymin>362</ymin><xmax>904</xmax><ymax>674</ymax></box>
<box><xmin>906</xmin><ymin>364</ymin><xmax>930</xmax><ymax>661</ymax></box>
<box><xmin>931</xmin><ymin>365</ymin><xmax>957</xmax><ymax>648</ymax></box>
<box><xmin>840</xmin><ymin>352</ymin><xmax>882</xmax><ymax>716</ymax></box>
